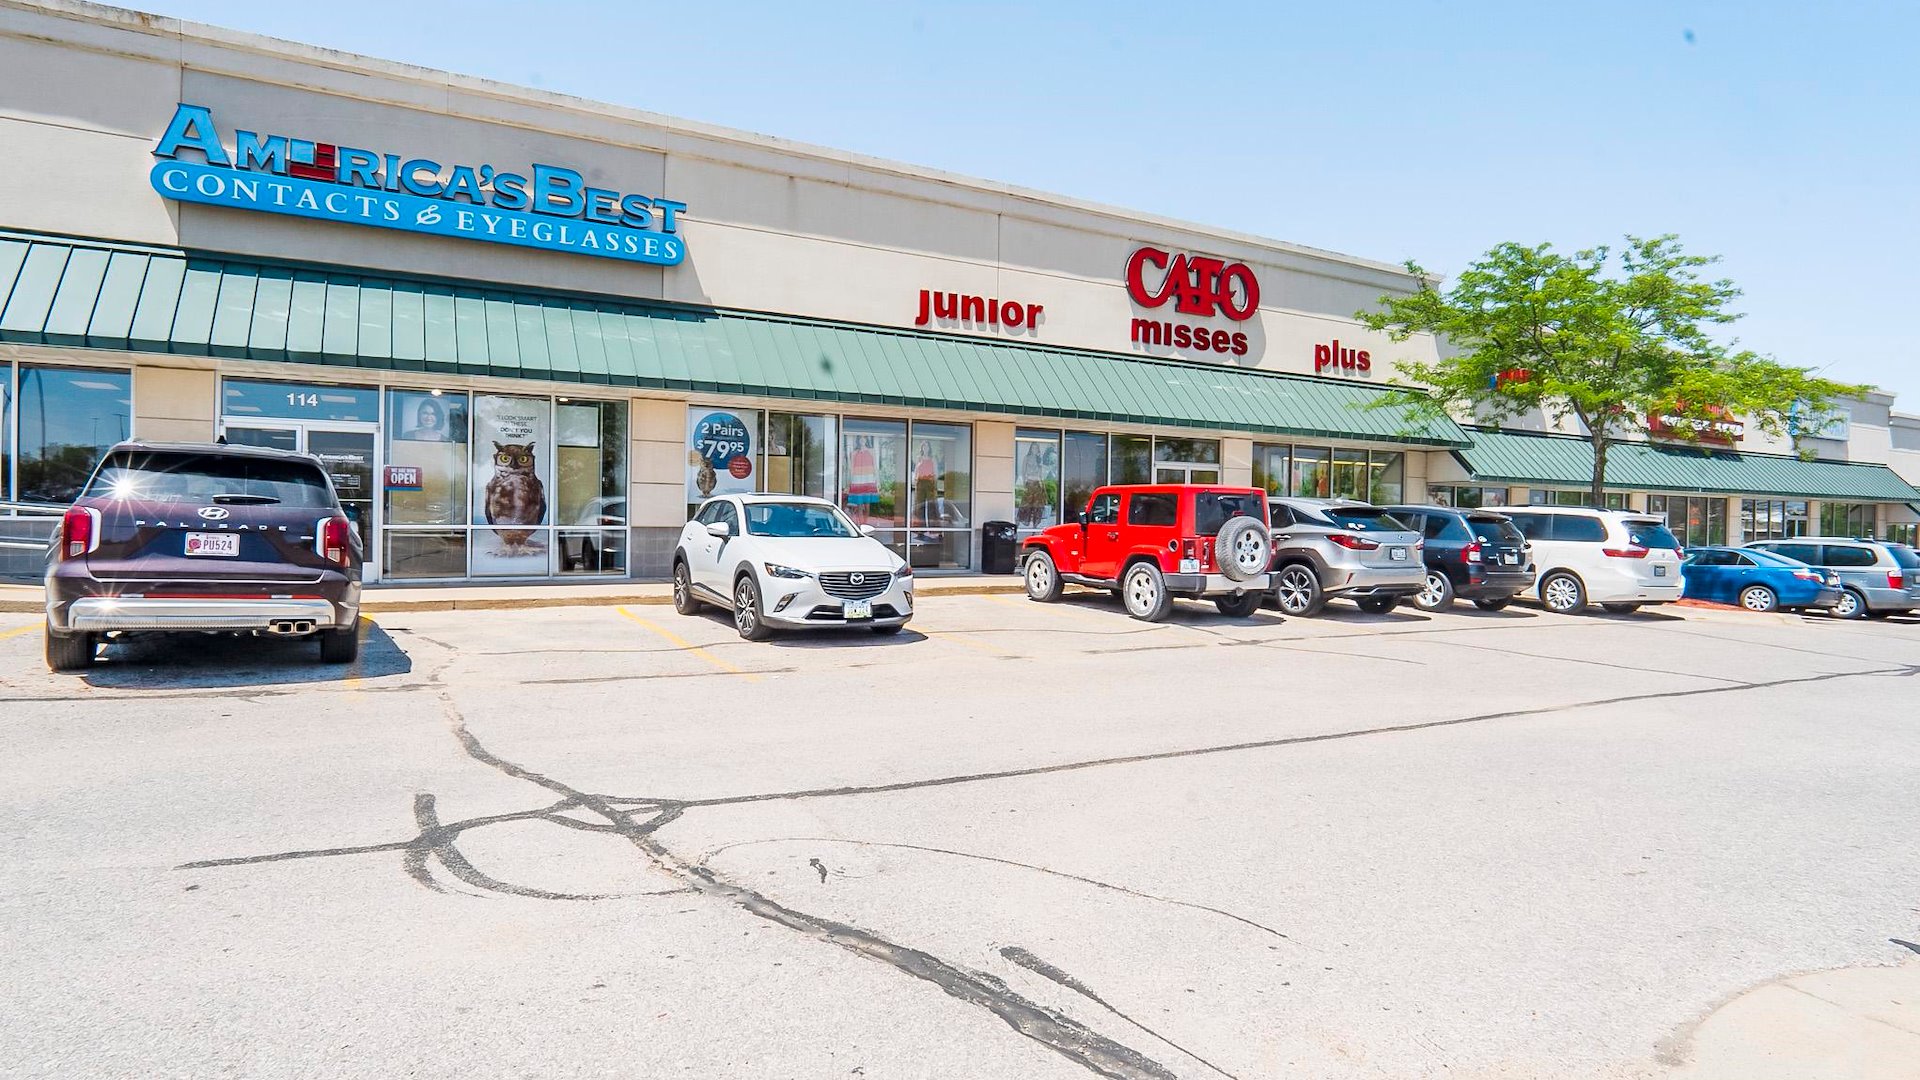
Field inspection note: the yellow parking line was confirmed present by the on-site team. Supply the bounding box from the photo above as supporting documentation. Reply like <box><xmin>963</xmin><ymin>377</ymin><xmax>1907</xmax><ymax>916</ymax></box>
<box><xmin>0</xmin><ymin>624</ymin><xmax>38</xmax><ymax>641</ymax></box>
<box><xmin>616</xmin><ymin>607</ymin><xmax>760</xmax><ymax>681</ymax></box>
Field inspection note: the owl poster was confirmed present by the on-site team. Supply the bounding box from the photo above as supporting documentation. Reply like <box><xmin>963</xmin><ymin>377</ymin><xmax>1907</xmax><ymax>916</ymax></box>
<box><xmin>685</xmin><ymin>406</ymin><xmax>759</xmax><ymax>510</ymax></box>
<box><xmin>470</xmin><ymin>394</ymin><xmax>553</xmax><ymax>576</ymax></box>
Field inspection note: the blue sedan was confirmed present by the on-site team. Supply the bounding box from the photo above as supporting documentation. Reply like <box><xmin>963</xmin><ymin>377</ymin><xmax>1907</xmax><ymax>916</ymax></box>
<box><xmin>1680</xmin><ymin>546</ymin><xmax>1841</xmax><ymax>612</ymax></box>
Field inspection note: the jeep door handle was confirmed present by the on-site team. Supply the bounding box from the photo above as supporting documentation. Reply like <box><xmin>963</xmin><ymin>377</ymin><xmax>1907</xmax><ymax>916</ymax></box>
<box><xmin>1106</xmin><ymin>531</ymin><xmax>1120</xmax><ymax>540</ymax></box>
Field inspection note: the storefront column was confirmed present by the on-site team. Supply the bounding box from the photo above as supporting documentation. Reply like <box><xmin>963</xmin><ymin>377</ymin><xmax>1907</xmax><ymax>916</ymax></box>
<box><xmin>1724</xmin><ymin>496</ymin><xmax>1745</xmax><ymax>544</ymax></box>
<box><xmin>1805</xmin><ymin>499</ymin><xmax>1823</xmax><ymax>534</ymax></box>
<box><xmin>133</xmin><ymin>363</ymin><xmax>217</xmax><ymax>442</ymax></box>
<box><xmin>630</xmin><ymin>396</ymin><xmax>690</xmax><ymax>577</ymax></box>
<box><xmin>1874</xmin><ymin>502</ymin><xmax>1892</xmax><ymax>540</ymax></box>
<box><xmin>974</xmin><ymin>421</ymin><xmax>1015</xmax><ymax>545</ymax></box>
<box><xmin>1626</xmin><ymin>492</ymin><xmax>1649</xmax><ymax>512</ymax></box>
<box><xmin>1222</xmin><ymin>438</ymin><xmax>1253</xmax><ymax>487</ymax></box>
<box><xmin>1404</xmin><ymin>451</ymin><xmax>1431</xmax><ymax>503</ymax></box>
<box><xmin>1509</xmin><ymin>486</ymin><xmax>1531</xmax><ymax>505</ymax></box>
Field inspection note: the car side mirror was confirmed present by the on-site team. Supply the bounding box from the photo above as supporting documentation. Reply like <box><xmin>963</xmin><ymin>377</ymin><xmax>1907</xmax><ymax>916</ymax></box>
<box><xmin>859</xmin><ymin>524</ymin><xmax>876</xmax><ymax>536</ymax></box>
<box><xmin>705</xmin><ymin>521</ymin><xmax>731</xmax><ymax>539</ymax></box>
<box><xmin>1078</xmin><ymin>511</ymin><xmax>1089</xmax><ymax>527</ymax></box>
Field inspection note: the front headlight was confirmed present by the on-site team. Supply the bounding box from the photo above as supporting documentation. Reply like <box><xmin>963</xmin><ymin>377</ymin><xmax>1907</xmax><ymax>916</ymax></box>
<box><xmin>763</xmin><ymin>562</ymin><xmax>812</xmax><ymax>580</ymax></box>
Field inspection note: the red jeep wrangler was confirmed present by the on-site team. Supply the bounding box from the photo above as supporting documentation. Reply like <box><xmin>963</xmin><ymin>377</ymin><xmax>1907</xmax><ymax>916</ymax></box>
<box><xmin>1020</xmin><ymin>485</ymin><xmax>1273</xmax><ymax>621</ymax></box>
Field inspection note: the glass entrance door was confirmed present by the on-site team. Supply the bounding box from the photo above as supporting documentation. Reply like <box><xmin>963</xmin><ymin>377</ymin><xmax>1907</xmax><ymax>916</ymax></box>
<box><xmin>222</xmin><ymin>421</ymin><xmax>380</xmax><ymax>578</ymax></box>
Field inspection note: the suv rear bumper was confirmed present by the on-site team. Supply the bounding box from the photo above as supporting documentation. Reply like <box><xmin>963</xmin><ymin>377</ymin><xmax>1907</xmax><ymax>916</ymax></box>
<box><xmin>1164</xmin><ymin>571</ymin><xmax>1271</xmax><ymax>597</ymax></box>
<box><xmin>1325</xmin><ymin>564</ymin><xmax>1426</xmax><ymax>597</ymax></box>
<box><xmin>1462</xmin><ymin>568</ymin><xmax>1536</xmax><ymax>599</ymax></box>
<box><xmin>52</xmin><ymin>595</ymin><xmax>354</xmax><ymax>633</ymax></box>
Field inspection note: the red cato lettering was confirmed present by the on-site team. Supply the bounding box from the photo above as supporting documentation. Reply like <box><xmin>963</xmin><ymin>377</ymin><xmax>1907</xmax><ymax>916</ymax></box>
<box><xmin>1124</xmin><ymin>247</ymin><xmax>1259</xmax><ymax>321</ymax></box>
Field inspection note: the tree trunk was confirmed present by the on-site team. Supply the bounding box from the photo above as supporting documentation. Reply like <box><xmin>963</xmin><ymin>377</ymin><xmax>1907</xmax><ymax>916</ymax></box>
<box><xmin>1590</xmin><ymin>433</ymin><xmax>1609</xmax><ymax>509</ymax></box>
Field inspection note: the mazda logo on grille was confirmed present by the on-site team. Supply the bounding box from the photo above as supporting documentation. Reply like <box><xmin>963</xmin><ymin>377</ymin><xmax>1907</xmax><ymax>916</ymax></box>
<box><xmin>849</xmin><ymin>572</ymin><xmax>865</xmax><ymax>585</ymax></box>
<box><xmin>197</xmin><ymin>506</ymin><xmax>230</xmax><ymax>520</ymax></box>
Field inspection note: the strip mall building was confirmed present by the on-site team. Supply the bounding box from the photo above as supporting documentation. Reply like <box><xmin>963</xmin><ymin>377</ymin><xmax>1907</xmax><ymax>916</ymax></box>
<box><xmin>3</xmin><ymin>0</ymin><xmax>1918</xmax><ymax>582</ymax></box>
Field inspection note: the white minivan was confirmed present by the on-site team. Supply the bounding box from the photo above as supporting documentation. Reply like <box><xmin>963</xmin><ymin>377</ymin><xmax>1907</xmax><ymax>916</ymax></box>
<box><xmin>1500</xmin><ymin>507</ymin><xmax>1685</xmax><ymax>614</ymax></box>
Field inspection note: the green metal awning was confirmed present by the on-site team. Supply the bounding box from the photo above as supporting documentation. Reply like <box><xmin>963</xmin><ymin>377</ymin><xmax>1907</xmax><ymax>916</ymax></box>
<box><xmin>1458</xmin><ymin>426</ymin><xmax>1920</xmax><ymax>502</ymax></box>
<box><xmin>0</xmin><ymin>231</ymin><xmax>1467</xmax><ymax>447</ymax></box>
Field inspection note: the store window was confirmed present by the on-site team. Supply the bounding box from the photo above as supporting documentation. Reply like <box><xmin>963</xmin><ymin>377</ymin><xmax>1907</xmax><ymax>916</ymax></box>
<box><xmin>1741</xmin><ymin>498</ymin><xmax>1809</xmax><ymax>541</ymax></box>
<box><xmin>1429</xmin><ymin>485</ymin><xmax>1509</xmax><ymax>509</ymax></box>
<box><xmin>1291</xmin><ymin>446</ymin><xmax>1330</xmax><ymax>497</ymax></box>
<box><xmin>15</xmin><ymin>365</ymin><xmax>132</xmax><ymax>506</ymax></box>
<box><xmin>766</xmin><ymin>413</ymin><xmax>836</xmax><ymax>501</ymax></box>
<box><xmin>686</xmin><ymin>406</ymin><xmax>761</xmax><ymax>519</ymax></box>
<box><xmin>555</xmin><ymin>400</ymin><xmax>628</xmax><ymax>576</ymax></box>
<box><xmin>1648</xmin><ymin>494</ymin><xmax>1726</xmax><ymax>547</ymax></box>
<box><xmin>1256</xmin><ymin>442</ymin><xmax>1407</xmax><ymax>503</ymax></box>
<box><xmin>1330</xmin><ymin>447</ymin><xmax>1368</xmax><ymax>499</ymax></box>
<box><xmin>1152</xmin><ymin>437</ymin><xmax>1219</xmax><ymax>484</ymax></box>
<box><xmin>1014</xmin><ymin>428</ymin><xmax>1061</xmax><ymax>533</ymax></box>
<box><xmin>908</xmin><ymin>421</ymin><xmax>973</xmax><ymax>569</ymax></box>
<box><xmin>1529</xmin><ymin>488</ymin><xmax>1628</xmax><ymax>510</ymax></box>
<box><xmin>1063</xmin><ymin>431</ymin><xmax>1109</xmax><ymax>521</ymax></box>
<box><xmin>384</xmin><ymin>388</ymin><xmax>472</xmax><ymax>580</ymax></box>
<box><xmin>1</xmin><ymin>361</ymin><xmax>11</xmax><ymax>503</ymax></box>
<box><xmin>1252</xmin><ymin>443</ymin><xmax>1290</xmax><ymax>497</ymax></box>
<box><xmin>1367</xmin><ymin>452</ymin><xmax>1405</xmax><ymax>504</ymax></box>
<box><xmin>1820</xmin><ymin>501</ymin><xmax>1873</xmax><ymax>537</ymax></box>
<box><xmin>841</xmin><ymin>417</ymin><xmax>907</xmax><ymax>559</ymax></box>
<box><xmin>1112</xmin><ymin>434</ymin><xmax>1152</xmax><ymax>485</ymax></box>
<box><xmin>1884</xmin><ymin>522</ymin><xmax>1919</xmax><ymax>546</ymax></box>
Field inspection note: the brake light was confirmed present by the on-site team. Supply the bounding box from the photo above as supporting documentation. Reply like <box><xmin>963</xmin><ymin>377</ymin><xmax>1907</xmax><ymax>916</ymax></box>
<box><xmin>1792</xmin><ymin>569</ymin><xmax>1821</xmax><ymax>581</ymax></box>
<box><xmin>60</xmin><ymin>506</ymin><xmax>100</xmax><ymax>560</ymax></box>
<box><xmin>1328</xmin><ymin>533</ymin><xmax>1379</xmax><ymax>551</ymax></box>
<box><xmin>1601</xmin><ymin>547</ymin><xmax>1649</xmax><ymax>559</ymax></box>
<box><xmin>1892</xmin><ymin>569</ymin><xmax>1905</xmax><ymax>589</ymax></box>
<box><xmin>316</xmin><ymin>516</ymin><xmax>352</xmax><ymax>566</ymax></box>
<box><xmin>1463</xmin><ymin>541</ymin><xmax>1482</xmax><ymax>564</ymax></box>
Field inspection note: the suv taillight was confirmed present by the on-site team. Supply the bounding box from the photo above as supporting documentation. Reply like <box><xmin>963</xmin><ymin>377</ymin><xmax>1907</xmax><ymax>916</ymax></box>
<box><xmin>1891</xmin><ymin>569</ymin><xmax>1905</xmax><ymax>590</ymax></box>
<box><xmin>1463</xmin><ymin>541</ymin><xmax>1482</xmax><ymax>563</ymax></box>
<box><xmin>1328</xmin><ymin>533</ymin><xmax>1379</xmax><ymax>551</ymax></box>
<box><xmin>316</xmin><ymin>516</ymin><xmax>352</xmax><ymax>566</ymax></box>
<box><xmin>1601</xmin><ymin>546</ymin><xmax>1649</xmax><ymax>559</ymax></box>
<box><xmin>60</xmin><ymin>506</ymin><xmax>100</xmax><ymax>560</ymax></box>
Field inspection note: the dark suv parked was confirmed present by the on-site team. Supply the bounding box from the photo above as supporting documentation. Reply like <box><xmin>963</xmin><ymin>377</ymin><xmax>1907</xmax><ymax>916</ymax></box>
<box><xmin>44</xmin><ymin>441</ymin><xmax>365</xmax><ymax>671</ymax></box>
<box><xmin>1383</xmin><ymin>505</ymin><xmax>1536</xmax><ymax>611</ymax></box>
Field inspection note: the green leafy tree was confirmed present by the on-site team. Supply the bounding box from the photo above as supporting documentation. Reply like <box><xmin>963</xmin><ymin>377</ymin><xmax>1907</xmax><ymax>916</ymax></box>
<box><xmin>1358</xmin><ymin>235</ymin><xmax>1870</xmax><ymax>506</ymax></box>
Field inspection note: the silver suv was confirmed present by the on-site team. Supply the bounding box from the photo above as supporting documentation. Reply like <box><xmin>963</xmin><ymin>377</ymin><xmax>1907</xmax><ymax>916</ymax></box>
<box><xmin>1744</xmin><ymin>537</ymin><xmax>1920</xmax><ymax>619</ymax></box>
<box><xmin>1267</xmin><ymin>497</ymin><xmax>1425</xmax><ymax>615</ymax></box>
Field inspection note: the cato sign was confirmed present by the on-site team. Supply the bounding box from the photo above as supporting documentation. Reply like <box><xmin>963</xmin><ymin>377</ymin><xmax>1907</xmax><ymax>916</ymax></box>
<box><xmin>149</xmin><ymin>103</ymin><xmax>687</xmax><ymax>266</ymax></box>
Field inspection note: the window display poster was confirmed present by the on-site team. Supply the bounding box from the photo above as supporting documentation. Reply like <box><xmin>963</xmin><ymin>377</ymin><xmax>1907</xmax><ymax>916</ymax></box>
<box><xmin>687</xmin><ymin>407</ymin><xmax>758</xmax><ymax>505</ymax></box>
<box><xmin>384</xmin><ymin>390</ymin><xmax>469</xmax><ymax>526</ymax></box>
<box><xmin>471</xmin><ymin>394</ymin><xmax>553</xmax><ymax>575</ymax></box>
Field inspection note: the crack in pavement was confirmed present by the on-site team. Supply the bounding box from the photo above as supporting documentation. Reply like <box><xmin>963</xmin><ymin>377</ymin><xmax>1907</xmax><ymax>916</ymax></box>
<box><xmin>1000</xmin><ymin>945</ymin><xmax>1238</xmax><ymax>1080</ymax></box>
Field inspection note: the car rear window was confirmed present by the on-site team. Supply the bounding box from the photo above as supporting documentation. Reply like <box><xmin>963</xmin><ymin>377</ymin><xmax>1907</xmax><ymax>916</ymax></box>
<box><xmin>83</xmin><ymin>451</ymin><xmax>336</xmax><ymax>508</ymax></box>
<box><xmin>1889</xmin><ymin>545</ymin><xmax>1920</xmax><ymax>570</ymax></box>
<box><xmin>1467</xmin><ymin>515</ymin><xmax>1524</xmax><ymax>544</ymax></box>
<box><xmin>1623</xmin><ymin>519</ymin><xmax>1682</xmax><ymax>550</ymax></box>
<box><xmin>1194</xmin><ymin>493</ymin><xmax>1265</xmax><ymax>536</ymax></box>
<box><xmin>1324</xmin><ymin>508</ymin><xmax>1411</xmax><ymax>532</ymax></box>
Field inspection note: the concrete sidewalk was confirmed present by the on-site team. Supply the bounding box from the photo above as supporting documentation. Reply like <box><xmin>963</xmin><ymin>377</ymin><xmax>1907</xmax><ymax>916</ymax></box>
<box><xmin>0</xmin><ymin>575</ymin><xmax>1026</xmax><ymax>614</ymax></box>
<box><xmin>1664</xmin><ymin>960</ymin><xmax>1920</xmax><ymax>1079</ymax></box>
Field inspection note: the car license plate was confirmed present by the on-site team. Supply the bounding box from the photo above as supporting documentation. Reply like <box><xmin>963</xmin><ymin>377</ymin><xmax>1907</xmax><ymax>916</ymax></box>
<box><xmin>1501</xmin><ymin>552</ymin><xmax>1519</xmax><ymax>565</ymax></box>
<box><xmin>843</xmin><ymin>600</ymin><xmax>873</xmax><ymax>620</ymax></box>
<box><xmin>185</xmin><ymin>532</ymin><xmax>239</xmax><ymax>557</ymax></box>
<box><xmin>1390</xmin><ymin>547</ymin><xmax>1407</xmax><ymax>561</ymax></box>
<box><xmin>1178</xmin><ymin>558</ymin><xmax>1200</xmax><ymax>574</ymax></box>
<box><xmin>1653</xmin><ymin>564</ymin><xmax>1668</xmax><ymax>577</ymax></box>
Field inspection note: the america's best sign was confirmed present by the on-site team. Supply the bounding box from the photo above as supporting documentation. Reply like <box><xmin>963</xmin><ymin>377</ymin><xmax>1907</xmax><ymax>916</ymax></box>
<box><xmin>150</xmin><ymin>103</ymin><xmax>687</xmax><ymax>265</ymax></box>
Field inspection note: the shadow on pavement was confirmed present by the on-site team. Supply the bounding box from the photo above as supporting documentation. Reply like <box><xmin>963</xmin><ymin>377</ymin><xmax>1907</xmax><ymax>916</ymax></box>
<box><xmin>79</xmin><ymin>622</ymin><xmax>411</xmax><ymax>689</ymax></box>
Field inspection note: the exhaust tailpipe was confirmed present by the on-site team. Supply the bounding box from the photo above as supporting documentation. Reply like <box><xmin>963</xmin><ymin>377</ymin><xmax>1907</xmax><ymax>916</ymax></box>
<box><xmin>267</xmin><ymin>620</ymin><xmax>316</xmax><ymax>636</ymax></box>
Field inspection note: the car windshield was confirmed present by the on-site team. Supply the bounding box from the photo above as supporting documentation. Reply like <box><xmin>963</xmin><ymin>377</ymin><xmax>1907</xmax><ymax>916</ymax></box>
<box><xmin>1888</xmin><ymin>545</ymin><xmax>1920</xmax><ymax>570</ymax></box>
<box><xmin>1324</xmin><ymin>507</ymin><xmax>1412</xmax><ymax>532</ymax></box>
<box><xmin>1624</xmin><ymin>520</ymin><xmax>1683</xmax><ymax>550</ymax></box>
<box><xmin>744</xmin><ymin>501</ymin><xmax>859</xmax><ymax>538</ymax></box>
<box><xmin>1194</xmin><ymin>493</ymin><xmax>1265</xmax><ymax>536</ymax></box>
<box><xmin>1467</xmin><ymin>515</ymin><xmax>1524</xmax><ymax>544</ymax></box>
<box><xmin>82</xmin><ymin>451</ymin><xmax>335</xmax><ymax>508</ymax></box>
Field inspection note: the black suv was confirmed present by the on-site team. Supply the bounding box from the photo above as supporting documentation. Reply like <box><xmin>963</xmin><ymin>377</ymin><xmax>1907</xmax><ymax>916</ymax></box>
<box><xmin>1383</xmin><ymin>505</ymin><xmax>1535</xmax><ymax>612</ymax></box>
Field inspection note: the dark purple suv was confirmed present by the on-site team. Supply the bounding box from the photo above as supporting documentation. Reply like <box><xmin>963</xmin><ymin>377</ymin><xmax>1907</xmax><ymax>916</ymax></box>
<box><xmin>44</xmin><ymin>441</ymin><xmax>364</xmax><ymax>671</ymax></box>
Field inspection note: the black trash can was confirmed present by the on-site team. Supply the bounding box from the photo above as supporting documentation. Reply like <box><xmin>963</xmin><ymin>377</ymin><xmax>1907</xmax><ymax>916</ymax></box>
<box><xmin>982</xmin><ymin>520</ymin><xmax>1019</xmax><ymax>574</ymax></box>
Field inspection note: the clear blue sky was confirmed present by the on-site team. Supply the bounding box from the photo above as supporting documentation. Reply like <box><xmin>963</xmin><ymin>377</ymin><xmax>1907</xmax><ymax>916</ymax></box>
<box><xmin>142</xmin><ymin>0</ymin><xmax>1920</xmax><ymax>403</ymax></box>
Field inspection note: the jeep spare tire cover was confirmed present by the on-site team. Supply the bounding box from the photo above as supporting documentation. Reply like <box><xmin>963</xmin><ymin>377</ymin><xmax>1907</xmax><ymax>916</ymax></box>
<box><xmin>1214</xmin><ymin>516</ymin><xmax>1272</xmax><ymax>582</ymax></box>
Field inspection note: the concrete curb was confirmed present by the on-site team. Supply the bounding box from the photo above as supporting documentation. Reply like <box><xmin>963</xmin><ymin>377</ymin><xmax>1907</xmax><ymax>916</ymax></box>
<box><xmin>1</xmin><ymin>581</ymin><xmax>1029</xmax><ymax>615</ymax></box>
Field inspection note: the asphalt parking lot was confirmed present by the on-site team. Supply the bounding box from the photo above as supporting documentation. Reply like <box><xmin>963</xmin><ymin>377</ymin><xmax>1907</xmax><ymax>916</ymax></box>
<box><xmin>2</xmin><ymin>593</ymin><xmax>1918</xmax><ymax>1079</ymax></box>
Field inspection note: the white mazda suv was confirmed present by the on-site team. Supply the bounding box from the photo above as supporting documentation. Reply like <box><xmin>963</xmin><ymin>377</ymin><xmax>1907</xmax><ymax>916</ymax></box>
<box><xmin>673</xmin><ymin>494</ymin><xmax>914</xmax><ymax>640</ymax></box>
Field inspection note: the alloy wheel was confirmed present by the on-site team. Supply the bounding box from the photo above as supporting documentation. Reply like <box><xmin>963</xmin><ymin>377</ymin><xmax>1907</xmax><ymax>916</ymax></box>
<box><xmin>1418</xmin><ymin>572</ymin><xmax>1446</xmax><ymax>609</ymax></box>
<box><xmin>1276</xmin><ymin>567</ymin><xmax>1316</xmax><ymax>615</ymax></box>
<box><xmin>1543</xmin><ymin>575</ymin><xmax>1581</xmax><ymax>613</ymax></box>
<box><xmin>1740</xmin><ymin>585</ymin><xmax>1777</xmax><ymax>613</ymax></box>
<box><xmin>1125</xmin><ymin>567</ymin><xmax>1158</xmax><ymax>616</ymax></box>
<box><xmin>673</xmin><ymin>566</ymin><xmax>689</xmax><ymax>605</ymax></box>
<box><xmin>735</xmin><ymin>581</ymin><xmax>758</xmax><ymax>635</ymax></box>
<box><xmin>1834</xmin><ymin>591</ymin><xmax>1861</xmax><ymax>618</ymax></box>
